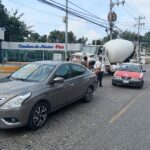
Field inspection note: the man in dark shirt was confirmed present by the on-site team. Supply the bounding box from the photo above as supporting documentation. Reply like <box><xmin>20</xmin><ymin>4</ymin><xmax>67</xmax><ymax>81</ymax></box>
<box><xmin>81</xmin><ymin>56</ymin><xmax>88</xmax><ymax>68</ymax></box>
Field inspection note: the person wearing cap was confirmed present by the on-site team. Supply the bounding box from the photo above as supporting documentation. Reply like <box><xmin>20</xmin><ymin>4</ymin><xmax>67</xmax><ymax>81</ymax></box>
<box><xmin>94</xmin><ymin>56</ymin><xmax>105</xmax><ymax>87</ymax></box>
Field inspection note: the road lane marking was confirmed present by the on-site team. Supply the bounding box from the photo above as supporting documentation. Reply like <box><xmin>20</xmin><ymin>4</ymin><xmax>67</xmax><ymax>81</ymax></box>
<box><xmin>109</xmin><ymin>91</ymin><xmax>145</xmax><ymax>124</ymax></box>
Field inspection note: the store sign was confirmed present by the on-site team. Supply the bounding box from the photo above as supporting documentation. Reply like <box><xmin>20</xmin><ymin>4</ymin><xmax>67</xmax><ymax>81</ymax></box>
<box><xmin>18</xmin><ymin>44</ymin><xmax>64</xmax><ymax>50</ymax></box>
<box><xmin>2</xmin><ymin>41</ymin><xmax>82</xmax><ymax>51</ymax></box>
<box><xmin>55</xmin><ymin>44</ymin><xmax>64</xmax><ymax>49</ymax></box>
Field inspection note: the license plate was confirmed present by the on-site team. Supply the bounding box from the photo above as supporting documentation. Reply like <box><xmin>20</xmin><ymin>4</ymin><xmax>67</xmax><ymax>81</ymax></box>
<box><xmin>123</xmin><ymin>80</ymin><xmax>129</xmax><ymax>83</ymax></box>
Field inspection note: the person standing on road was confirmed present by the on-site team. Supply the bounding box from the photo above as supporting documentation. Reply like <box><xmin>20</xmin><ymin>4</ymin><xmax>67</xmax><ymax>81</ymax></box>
<box><xmin>81</xmin><ymin>56</ymin><xmax>88</xmax><ymax>68</ymax></box>
<box><xmin>66</xmin><ymin>57</ymin><xmax>70</xmax><ymax>61</ymax></box>
<box><xmin>94</xmin><ymin>56</ymin><xmax>105</xmax><ymax>87</ymax></box>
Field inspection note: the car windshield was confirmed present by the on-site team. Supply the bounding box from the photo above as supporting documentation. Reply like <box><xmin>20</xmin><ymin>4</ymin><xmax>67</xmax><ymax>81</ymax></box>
<box><xmin>82</xmin><ymin>46</ymin><xmax>97</xmax><ymax>55</ymax></box>
<box><xmin>11</xmin><ymin>63</ymin><xmax>55</xmax><ymax>82</ymax></box>
<box><xmin>119</xmin><ymin>64</ymin><xmax>141</xmax><ymax>72</ymax></box>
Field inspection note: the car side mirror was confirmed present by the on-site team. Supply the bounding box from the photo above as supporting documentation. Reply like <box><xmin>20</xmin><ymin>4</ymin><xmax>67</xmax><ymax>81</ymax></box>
<box><xmin>50</xmin><ymin>77</ymin><xmax>64</xmax><ymax>84</ymax></box>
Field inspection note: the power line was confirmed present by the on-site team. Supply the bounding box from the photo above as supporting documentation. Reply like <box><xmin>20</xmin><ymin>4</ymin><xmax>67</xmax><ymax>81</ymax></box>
<box><xmin>38</xmin><ymin>0</ymin><xmax>109</xmax><ymax>29</ymax></box>
<box><xmin>8</xmin><ymin>0</ymin><xmax>109</xmax><ymax>28</ymax></box>
<box><xmin>49</xmin><ymin>0</ymin><xmax>100</xmax><ymax>20</ymax></box>
<box><xmin>48</xmin><ymin>0</ymin><xmax>109</xmax><ymax>26</ymax></box>
<box><xmin>68</xmin><ymin>0</ymin><xmax>108</xmax><ymax>23</ymax></box>
<box><xmin>7</xmin><ymin>0</ymin><xmax>62</xmax><ymax>18</ymax></box>
<box><xmin>125</xmin><ymin>1</ymin><xmax>142</xmax><ymax>17</ymax></box>
<box><xmin>127</xmin><ymin>0</ymin><xmax>145</xmax><ymax>17</ymax></box>
<box><xmin>123</xmin><ymin>5</ymin><xmax>136</xmax><ymax>18</ymax></box>
<box><xmin>125</xmin><ymin>0</ymin><xmax>150</xmax><ymax>26</ymax></box>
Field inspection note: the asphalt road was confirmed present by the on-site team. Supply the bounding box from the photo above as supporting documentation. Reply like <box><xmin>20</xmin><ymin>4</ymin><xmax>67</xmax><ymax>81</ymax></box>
<box><xmin>0</xmin><ymin>65</ymin><xmax>150</xmax><ymax>150</ymax></box>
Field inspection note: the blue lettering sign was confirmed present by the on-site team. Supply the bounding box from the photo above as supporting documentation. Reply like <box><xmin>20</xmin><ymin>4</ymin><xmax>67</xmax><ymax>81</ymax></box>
<box><xmin>18</xmin><ymin>44</ymin><xmax>53</xmax><ymax>49</ymax></box>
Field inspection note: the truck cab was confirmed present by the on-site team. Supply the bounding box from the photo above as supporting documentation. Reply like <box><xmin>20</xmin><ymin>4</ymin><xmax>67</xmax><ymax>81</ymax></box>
<box><xmin>70</xmin><ymin>45</ymin><xmax>103</xmax><ymax>62</ymax></box>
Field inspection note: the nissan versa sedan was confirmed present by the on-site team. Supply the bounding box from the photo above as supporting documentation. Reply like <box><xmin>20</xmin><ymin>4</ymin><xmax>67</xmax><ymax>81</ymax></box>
<box><xmin>0</xmin><ymin>61</ymin><xmax>98</xmax><ymax>129</ymax></box>
<box><xmin>112</xmin><ymin>63</ymin><xmax>146</xmax><ymax>88</ymax></box>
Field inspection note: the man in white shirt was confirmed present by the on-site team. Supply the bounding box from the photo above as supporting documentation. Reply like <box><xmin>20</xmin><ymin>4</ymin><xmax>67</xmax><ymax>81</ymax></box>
<box><xmin>94</xmin><ymin>56</ymin><xmax>105</xmax><ymax>87</ymax></box>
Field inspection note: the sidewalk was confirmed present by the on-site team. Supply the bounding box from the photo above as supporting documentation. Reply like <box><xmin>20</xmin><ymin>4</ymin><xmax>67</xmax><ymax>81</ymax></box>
<box><xmin>0</xmin><ymin>65</ymin><xmax>20</xmax><ymax>73</ymax></box>
<box><xmin>0</xmin><ymin>62</ymin><xmax>27</xmax><ymax>73</ymax></box>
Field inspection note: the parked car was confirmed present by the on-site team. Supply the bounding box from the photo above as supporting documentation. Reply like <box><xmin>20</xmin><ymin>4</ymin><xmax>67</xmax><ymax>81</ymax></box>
<box><xmin>112</xmin><ymin>63</ymin><xmax>146</xmax><ymax>88</ymax></box>
<box><xmin>0</xmin><ymin>61</ymin><xmax>98</xmax><ymax>129</ymax></box>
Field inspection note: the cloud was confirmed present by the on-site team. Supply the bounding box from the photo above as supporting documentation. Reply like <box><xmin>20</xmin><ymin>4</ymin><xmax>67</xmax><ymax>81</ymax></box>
<box><xmin>84</xmin><ymin>30</ymin><xmax>101</xmax><ymax>43</ymax></box>
<box><xmin>58</xmin><ymin>19</ymin><xmax>85</xmax><ymax>32</ymax></box>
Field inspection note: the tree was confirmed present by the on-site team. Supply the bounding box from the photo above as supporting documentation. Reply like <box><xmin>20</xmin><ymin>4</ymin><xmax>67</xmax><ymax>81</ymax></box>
<box><xmin>144</xmin><ymin>32</ymin><xmax>150</xmax><ymax>43</ymax></box>
<box><xmin>39</xmin><ymin>35</ymin><xmax>47</xmax><ymax>42</ymax></box>
<box><xmin>68</xmin><ymin>31</ymin><xmax>76</xmax><ymax>43</ymax></box>
<box><xmin>0</xmin><ymin>0</ymin><xmax>9</xmax><ymax>28</ymax></box>
<box><xmin>102</xmin><ymin>30</ymin><xmax>119</xmax><ymax>44</ymax></box>
<box><xmin>29</xmin><ymin>32</ymin><xmax>40</xmax><ymax>42</ymax></box>
<box><xmin>48</xmin><ymin>30</ymin><xmax>64</xmax><ymax>43</ymax></box>
<box><xmin>4</xmin><ymin>10</ymin><xmax>32</xmax><ymax>42</ymax></box>
<box><xmin>77</xmin><ymin>37</ymin><xmax>88</xmax><ymax>44</ymax></box>
<box><xmin>92</xmin><ymin>39</ymin><xmax>103</xmax><ymax>45</ymax></box>
<box><xmin>120</xmin><ymin>31</ymin><xmax>138</xmax><ymax>41</ymax></box>
<box><xmin>47</xmin><ymin>30</ymin><xmax>87</xmax><ymax>43</ymax></box>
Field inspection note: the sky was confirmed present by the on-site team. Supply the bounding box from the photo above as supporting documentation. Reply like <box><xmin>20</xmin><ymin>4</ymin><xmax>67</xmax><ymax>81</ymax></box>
<box><xmin>2</xmin><ymin>0</ymin><xmax>150</xmax><ymax>43</ymax></box>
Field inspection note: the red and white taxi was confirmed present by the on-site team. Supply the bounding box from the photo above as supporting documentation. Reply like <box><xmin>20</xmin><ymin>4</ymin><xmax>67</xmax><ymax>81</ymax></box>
<box><xmin>112</xmin><ymin>63</ymin><xmax>146</xmax><ymax>88</ymax></box>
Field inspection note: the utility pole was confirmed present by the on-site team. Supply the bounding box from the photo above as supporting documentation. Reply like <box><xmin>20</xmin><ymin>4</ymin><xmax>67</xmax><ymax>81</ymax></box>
<box><xmin>108</xmin><ymin>0</ymin><xmax>125</xmax><ymax>40</ymax></box>
<box><xmin>65</xmin><ymin>0</ymin><xmax>68</xmax><ymax>61</ymax></box>
<box><xmin>109</xmin><ymin>0</ymin><xmax>113</xmax><ymax>40</ymax></box>
<box><xmin>134</xmin><ymin>16</ymin><xmax>145</xmax><ymax>63</ymax></box>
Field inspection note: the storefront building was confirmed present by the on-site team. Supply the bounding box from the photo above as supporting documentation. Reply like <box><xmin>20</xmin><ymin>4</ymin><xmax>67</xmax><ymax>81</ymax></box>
<box><xmin>0</xmin><ymin>41</ymin><xmax>82</xmax><ymax>62</ymax></box>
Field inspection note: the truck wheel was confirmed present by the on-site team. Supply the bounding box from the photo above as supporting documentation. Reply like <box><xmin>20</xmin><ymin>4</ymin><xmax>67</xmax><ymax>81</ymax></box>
<box><xmin>83</xmin><ymin>86</ymin><xmax>93</xmax><ymax>103</ymax></box>
<box><xmin>28</xmin><ymin>102</ymin><xmax>49</xmax><ymax>130</ymax></box>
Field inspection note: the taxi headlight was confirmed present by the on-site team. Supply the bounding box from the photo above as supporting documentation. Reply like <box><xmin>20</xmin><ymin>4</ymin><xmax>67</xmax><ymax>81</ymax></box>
<box><xmin>0</xmin><ymin>92</ymin><xmax>31</xmax><ymax>109</ymax></box>
<box><xmin>114</xmin><ymin>76</ymin><xmax>121</xmax><ymax>79</ymax></box>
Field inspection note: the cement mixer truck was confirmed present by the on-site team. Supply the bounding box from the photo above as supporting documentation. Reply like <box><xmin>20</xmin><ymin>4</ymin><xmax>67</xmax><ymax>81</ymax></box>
<box><xmin>103</xmin><ymin>39</ymin><xmax>135</xmax><ymax>73</ymax></box>
<box><xmin>70</xmin><ymin>39</ymin><xmax>135</xmax><ymax>73</ymax></box>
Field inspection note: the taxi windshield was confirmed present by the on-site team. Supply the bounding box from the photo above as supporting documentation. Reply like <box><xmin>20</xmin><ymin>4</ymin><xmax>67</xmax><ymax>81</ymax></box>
<box><xmin>119</xmin><ymin>64</ymin><xmax>141</xmax><ymax>72</ymax></box>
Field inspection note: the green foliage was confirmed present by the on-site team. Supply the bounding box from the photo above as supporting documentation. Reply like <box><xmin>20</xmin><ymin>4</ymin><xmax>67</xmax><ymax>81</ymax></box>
<box><xmin>92</xmin><ymin>39</ymin><xmax>103</xmax><ymax>45</ymax></box>
<box><xmin>46</xmin><ymin>30</ymin><xmax>87</xmax><ymax>43</ymax></box>
<box><xmin>0</xmin><ymin>0</ymin><xmax>9</xmax><ymax>27</ymax></box>
<box><xmin>29</xmin><ymin>33</ymin><xmax>40</xmax><ymax>42</ymax></box>
<box><xmin>0</xmin><ymin>2</ymin><xmax>32</xmax><ymax>42</ymax></box>
<box><xmin>0</xmin><ymin>1</ymin><xmax>88</xmax><ymax>43</ymax></box>
<box><xmin>77</xmin><ymin>37</ymin><xmax>88</xmax><ymax>44</ymax></box>
<box><xmin>4</xmin><ymin>10</ymin><xmax>32</xmax><ymax>42</ymax></box>
<box><xmin>144</xmin><ymin>32</ymin><xmax>150</xmax><ymax>43</ymax></box>
<box><xmin>120</xmin><ymin>31</ymin><xmax>138</xmax><ymax>41</ymax></box>
<box><xmin>92</xmin><ymin>30</ymin><xmax>150</xmax><ymax>45</ymax></box>
<box><xmin>39</xmin><ymin>35</ymin><xmax>47</xmax><ymax>42</ymax></box>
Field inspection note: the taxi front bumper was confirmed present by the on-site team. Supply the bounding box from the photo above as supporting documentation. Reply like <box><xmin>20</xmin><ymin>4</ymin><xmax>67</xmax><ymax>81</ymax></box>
<box><xmin>112</xmin><ymin>78</ymin><xmax>143</xmax><ymax>87</ymax></box>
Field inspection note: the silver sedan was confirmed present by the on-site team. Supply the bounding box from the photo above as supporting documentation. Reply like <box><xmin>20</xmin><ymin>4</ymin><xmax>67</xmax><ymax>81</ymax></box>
<box><xmin>0</xmin><ymin>61</ymin><xmax>98</xmax><ymax>129</ymax></box>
